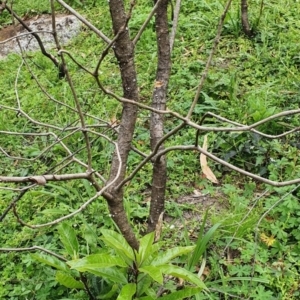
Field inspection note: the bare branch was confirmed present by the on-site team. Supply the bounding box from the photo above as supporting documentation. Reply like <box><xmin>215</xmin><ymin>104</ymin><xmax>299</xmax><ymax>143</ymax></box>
<box><xmin>0</xmin><ymin>172</ymin><xmax>91</xmax><ymax>184</ymax></box>
<box><xmin>132</xmin><ymin>0</ymin><xmax>164</xmax><ymax>45</ymax></box>
<box><xmin>14</xmin><ymin>143</ymin><xmax>121</xmax><ymax>228</ymax></box>
<box><xmin>195</xmin><ymin>145</ymin><xmax>300</xmax><ymax>187</ymax></box>
<box><xmin>187</xmin><ymin>0</ymin><xmax>233</xmax><ymax>118</ymax></box>
<box><xmin>5</xmin><ymin>4</ymin><xmax>61</xmax><ymax>69</ymax></box>
<box><xmin>0</xmin><ymin>246</ymin><xmax>67</xmax><ymax>261</ymax></box>
<box><xmin>0</xmin><ymin>30</ymin><xmax>54</xmax><ymax>44</ymax></box>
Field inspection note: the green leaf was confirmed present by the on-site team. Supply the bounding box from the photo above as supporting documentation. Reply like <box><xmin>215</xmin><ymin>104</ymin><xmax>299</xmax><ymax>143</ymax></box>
<box><xmin>136</xmin><ymin>273</ymin><xmax>154</xmax><ymax>297</ymax></box>
<box><xmin>101</xmin><ymin>229</ymin><xmax>134</xmax><ymax>264</ymax></box>
<box><xmin>81</xmin><ymin>221</ymin><xmax>99</xmax><ymax>251</ymax></box>
<box><xmin>40</xmin><ymin>208</ymin><xmax>66</xmax><ymax>215</ymax></box>
<box><xmin>117</xmin><ymin>283</ymin><xmax>136</xmax><ymax>300</ymax></box>
<box><xmin>31</xmin><ymin>253</ymin><xmax>69</xmax><ymax>272</ymax></box>
<box><xmin>73</xmin><ymin>266</ymin><xmax>127</xmax><ymax>284</ymax></box>
<box><xmin>137</xmin><ymin>232</ymin><xmax>155</xmax><ymax>266</ymax></box>
<box><xmin>139</xmin><ymin>265</ymin><xmax>163</xmax><ymax>284</ymax></box>
<box><xmin>98</xmin><ymin>284</ymin><xmax>118</xmax><ymax>299</ymax></box>
<box><xmin>55</xmin><ymin>271</ymin><xmax>84</xmax><ymax>289</ymax></box>
<box><xmin>159</xmin><ymin>265</ymin><xmax>207</xmax><ymax>289</ymax></box>
<box><xmin>140</xmin><ymin>242</ymin><xmax>161</xmax><ymax>267</ymax></box>
<box><xmin>188</xmin><ymin>222</ymin><xmax>221</xmax><ymax>270</ymax></box>
<box><xmin>58</xmin><ymin>223</ymin><xmax>79</xmax><ymax>259</ymax></box>
<box><xmin>159</xmin><ymin>287</ymin><xmax>202</xmax><ymax>299</ymax></box>
<box><xmin>68</xmin><ymin>253</ymin><xmax>127</xmax><ymax>269</ymax></box>
<box><xmin>151</xmin><ymin>246</ymin><xmax>195</xmax><ymax>266</ymax></box>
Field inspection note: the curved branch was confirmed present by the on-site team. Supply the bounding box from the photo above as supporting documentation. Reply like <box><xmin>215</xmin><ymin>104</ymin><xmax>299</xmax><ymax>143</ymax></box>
<box><xmin>11</xmin><ymin>143</ymin><xmax>121</xmax><ymax>229</ymax></box>
<box><xmin>5</xmin><ymin>4</ymin><xmax>61</xmax><ymax>69</ymax></box>
<box><xmin>187</xmin><ymin>0</ymin><xmax>233</xmax><ymax>118</ymax></box>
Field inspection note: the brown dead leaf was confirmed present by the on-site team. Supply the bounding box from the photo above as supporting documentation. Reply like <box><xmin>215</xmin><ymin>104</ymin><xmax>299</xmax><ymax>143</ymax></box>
<box><xmin>154</xmin><ymin>211</ymin><xmax>164</xmax><ymax>242</ymax></box>
<box><xmin>200</xmin><ymin>135</ymin><xmax>218</xmax><ymax>184</ymax></box>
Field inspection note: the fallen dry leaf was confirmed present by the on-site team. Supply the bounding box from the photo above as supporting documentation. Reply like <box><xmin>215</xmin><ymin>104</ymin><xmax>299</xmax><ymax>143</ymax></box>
<box><xmin>155</xmin><ymin>211</ymin><xmax>164</xmax><ymax>242</ymax></box>
<box><xmin>200</xmin><ymin>135</ymin><xmax>218</xmax><ymax>184</ymax></box>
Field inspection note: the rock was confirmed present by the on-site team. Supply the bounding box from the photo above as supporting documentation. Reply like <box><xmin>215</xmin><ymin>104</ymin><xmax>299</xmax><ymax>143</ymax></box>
<box><xmin>0</xmin><ymin>14</ymin><xmax>81</xmax><ymax>59</ymax></box>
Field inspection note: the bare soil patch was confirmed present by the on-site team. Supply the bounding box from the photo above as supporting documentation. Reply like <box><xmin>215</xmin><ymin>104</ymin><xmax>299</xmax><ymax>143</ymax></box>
<box><xmin>165</xmin><ymin>189</ymin><xmax>227</xmax><ymax>232</ymax></box>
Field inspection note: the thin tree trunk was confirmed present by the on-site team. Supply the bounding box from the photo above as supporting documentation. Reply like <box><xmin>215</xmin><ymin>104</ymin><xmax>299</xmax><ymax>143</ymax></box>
<box><xmin>241</xmin><ymin>0</ymin><xmax>253</xmax><ymax>37</ymax></box>
<box><xmin>147</xmin><ymin>0</ymin><xmax>171</xmax><ymax>233</ymax></box>
<box><xmin>106</xmin><ymin>0</ymin><xmax>140</xmax><ymax>250</ymax></box>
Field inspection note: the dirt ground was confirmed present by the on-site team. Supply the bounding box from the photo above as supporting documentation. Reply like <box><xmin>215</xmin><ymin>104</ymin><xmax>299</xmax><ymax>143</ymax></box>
<box><xmin>164</xmin><ymin>189</ymin><xmax>227</xmax><ymax>234</ymax></box>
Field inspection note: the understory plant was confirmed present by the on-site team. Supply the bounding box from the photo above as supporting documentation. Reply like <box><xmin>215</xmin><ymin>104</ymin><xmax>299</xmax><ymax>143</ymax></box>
<box><xmin>35</xmin><ymin>223</ymin><xmax>206</xmax><ymax>299</ymax></box>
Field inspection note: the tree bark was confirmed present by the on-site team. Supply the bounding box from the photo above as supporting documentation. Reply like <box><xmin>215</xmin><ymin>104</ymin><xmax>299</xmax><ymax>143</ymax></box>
<box><xmin>147</xmin><ymin>0</ymin><xmax>171</xmax><ymax>232</ymax></box>
<box><xmin>241</xmin><ymin>0</ymin><xmax>253</xmax><ymax>37</ymax></box>
<box><xmin>106</xmin><ymin>1</ymin><xmax>140</xmax><ymax>250</ymax></box>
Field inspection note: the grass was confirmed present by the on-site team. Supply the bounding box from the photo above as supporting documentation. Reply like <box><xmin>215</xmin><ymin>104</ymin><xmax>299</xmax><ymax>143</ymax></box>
<box><xmin>0</xmin><ymin>0</ymin><xmax>300</xmax><ymax>298</ymax></box>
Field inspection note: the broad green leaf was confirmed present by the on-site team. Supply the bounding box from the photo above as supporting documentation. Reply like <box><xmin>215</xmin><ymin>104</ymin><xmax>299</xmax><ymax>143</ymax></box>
<box><xmin>31</xmin><ymin>253</ymin><xmax>69</xmax><ymax>272</ymax></box>
<box><xmin>188</xmin><ymin>222</ymin><xmax>221</xmax><ymax>270</ymax></box>
<box><xmin>68</xmin><ymin>253</ymin><xmax>127</xmax><ymax>269</ymax></box>
<box><xmin>58</xmin><ymin>223</ymin><xmax>79</xmax><ymax>258</ymax></box>
<box><xmin>81</xmin><ymin>222</ymin><xmax>99</xmax><ymax>251</ymax></box>
<box><xmin>73</xmin><ymin>266</ymin><xmax>127</xmax><ymax>284</ymax></box>
<box><xmin>98</xmin><ymin>284</ymin><xmax>118</xmax><ymax>299</ymax></box>
<box><xmin>101</xmin><ymin>229</ymin><xmax>134</xmax><ymax>263</ymax></box>
<box><xmin>55</xmin><ymin>271</ymin><xmax>84</xmax><ymax>289</ymax></box>
<box><xmin>158</xmin><ymin>287</ymin><xmax>202</xmax><ymax>299</ymax></box>
<box><xmin>137</xmin><ymin>232</ymin><xmax>155</xmax><ymax>266</ymax></box>
<box><xmin>139</xmin><ymin>265</ymin><xmax>163</xmax><ymax>284</ymax></box>
<box><xmin>152</xmin><ymin>246</ymin><xmax>195</xmax><ymax>266</ymax></box>
<box><xmin>140</xmin><ymin>242</ymin><xmax>162</xmax><ymax>267</ymax></box>
<box><xmin>117</xmin><ymin>283</ymin><xmax>136</xmax><ymax>300</ymax></box>
<box><xmin>136</xmin><ymin>273</ymin><xmax>154</xmax><ymax>297</ymax></box>
<box><xmin>159</xmin><ymin>265</ymin><xmax>207</xmax><ymax>289</ymax></box>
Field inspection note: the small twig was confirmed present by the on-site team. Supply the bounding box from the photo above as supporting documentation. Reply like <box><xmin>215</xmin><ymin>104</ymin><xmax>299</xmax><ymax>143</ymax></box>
<box><xmin>0</xmin><ymin>172</ymin><xmax>92</xmax><ymax>184</ymax></box>
<box><xmin>132</xmin><ymin>0</ymin><xmax>164</xmax><ymax>45</ymax></box>
<box><xmin>13</xmin><ymin>143</ymin><xmax>121</xmax><ymax>228</ymax></box>
<box><xmin>0</xmin><ymin>30</ymin><xmax>53</xmax><ymax>44</ymax></box>
<box><xmin>187</xmin><ymin>0</ymin><xmax>233</xmax><ymax>119</ymax></box>
<box><xmin>0</xmin><ymin>187</ymin><xmax>32</xmax><ymax>222</ymax></box>
<box><xmin>93</xmin><ymin>25</ymin><xmax>126</xmax><ymax>77</ymax></box>
<box><xmin>79</xmin><ymin>273</ymin><xmax>96</xmax><ymax>300</ymax></box>
<box><xmin>55</xmin><ymin>0</ymin><xmax>111</xmax><ymax>44</ymax></box>
<box><xmin>0</xmin><ymin>245</ymin><xmax>67</xmax><ymax>261</ymax></box>
<box><xmin>54</xmin><ymin>32</ymin><xmax>93</xmax><ymax>172</ymax></box>
<box><xmin>58</xmin><ymin>49</ymin><xmax>94</xmax><ymax>75</ymax></box>
<box><xmin>5</xmin><ymin>4</ymin><xmax>61</xmax><ymax>69</ymax></box>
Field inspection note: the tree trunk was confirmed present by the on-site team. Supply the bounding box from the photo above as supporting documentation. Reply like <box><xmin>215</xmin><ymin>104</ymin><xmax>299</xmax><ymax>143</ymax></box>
<box><xmin>106</xmin><ymin>0</ymin><xmax>140</xmax><ymax>250</ymax></box>
<box><xmin>241</xmin><ymin>0</ymin><xmax>253</xmax><ymax>37</ymax></box>
<box><xmin>147</xmin><ymin>0</ymin><xmax>171</xmax><ymax>233</ymax></box>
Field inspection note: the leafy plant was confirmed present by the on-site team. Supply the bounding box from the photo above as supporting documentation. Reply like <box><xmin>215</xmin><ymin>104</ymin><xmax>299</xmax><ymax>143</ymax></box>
<box><xmin>34</xmin><ymin>224</ymin><xmax>206</xmax><ymax>299</ymax></box>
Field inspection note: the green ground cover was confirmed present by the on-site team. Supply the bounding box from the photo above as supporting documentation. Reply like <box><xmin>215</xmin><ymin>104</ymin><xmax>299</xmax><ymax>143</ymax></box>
<box><xmin>0</xmin><ymin>0</ymin><xmax>300</xmax><ymax>298</ymax></box>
